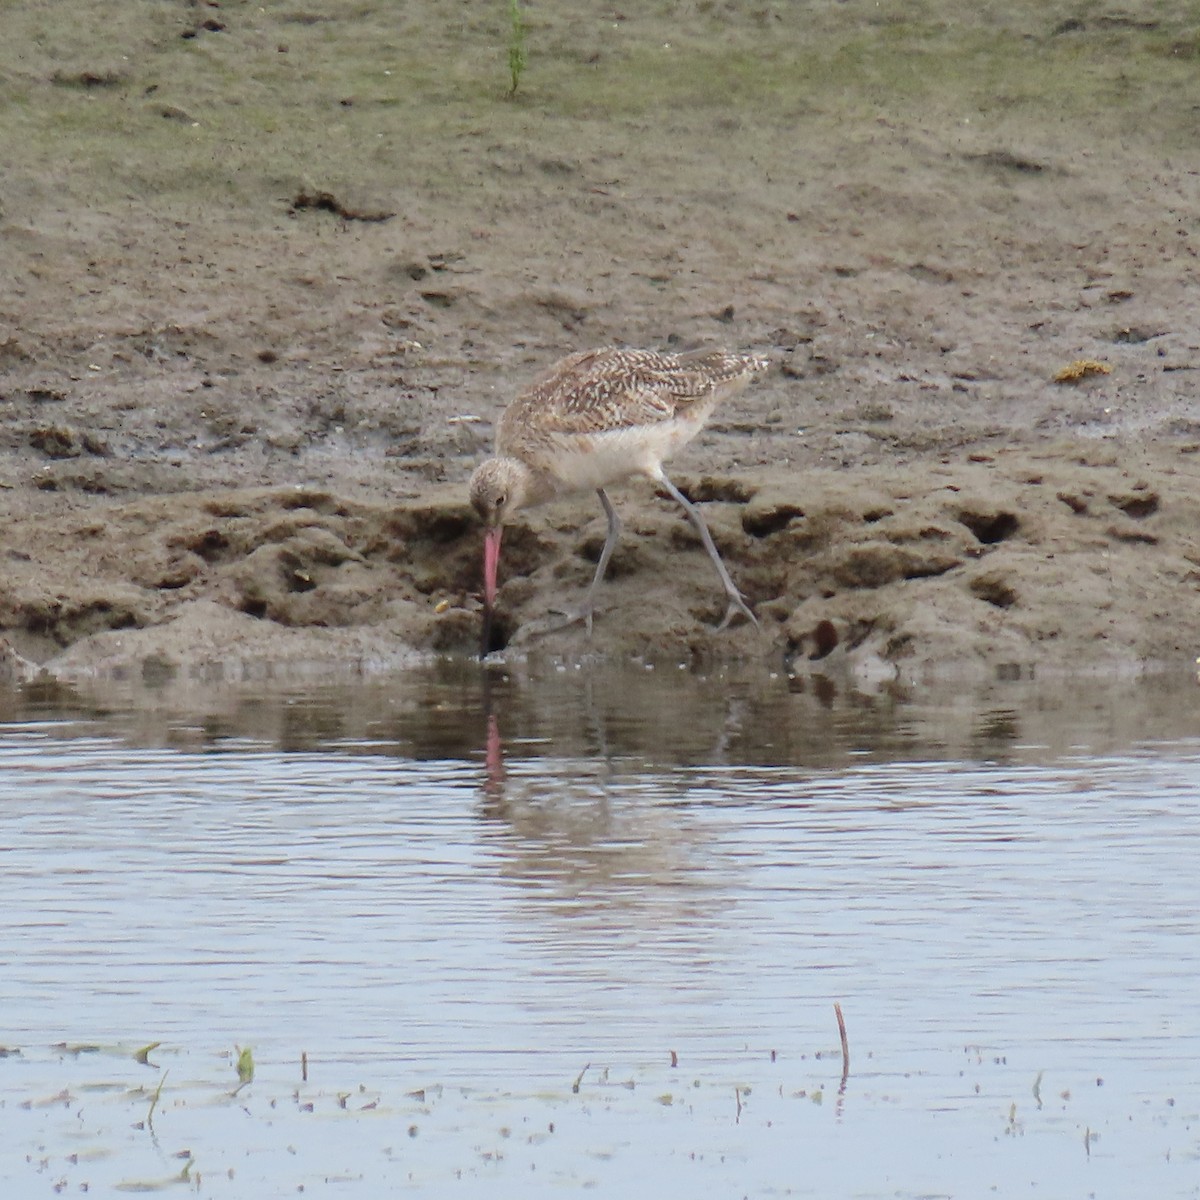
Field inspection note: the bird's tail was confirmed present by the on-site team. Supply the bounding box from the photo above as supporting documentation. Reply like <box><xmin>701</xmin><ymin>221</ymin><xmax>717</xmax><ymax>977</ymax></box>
<box><xmin>674</xmin><ymin>348</ymin><xmax>771</xmax><ymax>379</ymax></box>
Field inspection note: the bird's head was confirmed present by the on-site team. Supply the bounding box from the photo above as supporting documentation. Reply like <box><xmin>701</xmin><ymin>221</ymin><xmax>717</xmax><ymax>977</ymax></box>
<box><xmin>468</xmin><ymin>457</ymin><xmax>531</xmax><ymax>658</ymax></box>
<box><xmin>468</xmin><ymin>457</ymin><xmax>528</xmax><ymax>529</ymax></box>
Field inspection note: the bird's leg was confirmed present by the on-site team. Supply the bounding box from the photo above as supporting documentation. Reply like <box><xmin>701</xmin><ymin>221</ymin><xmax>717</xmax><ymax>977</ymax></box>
<box><xmin>657</xmin><ymin>474</ymin><xmax>758</xmax><ymax>629</ymax></box>
<box><xmin>580</xmin><ymin>488</ymin><xmax>622</xmax><ymax>635</ymax></box>
<box><xmin>531</xmin><ymin>489</ymin><xmax>622</xmax><ymax>640</ymax></box>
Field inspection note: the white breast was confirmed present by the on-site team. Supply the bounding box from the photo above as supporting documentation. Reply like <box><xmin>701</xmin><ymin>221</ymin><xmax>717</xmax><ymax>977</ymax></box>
<box><xmin>544</xmin><ymin>411</ymin><xmax>710</xmax><ymax>493</ymax></box>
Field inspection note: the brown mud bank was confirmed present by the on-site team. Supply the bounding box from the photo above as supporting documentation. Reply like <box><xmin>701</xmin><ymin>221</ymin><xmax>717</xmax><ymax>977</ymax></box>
<box><xmin>4</xmin><ymin>434</ymin><xmax>1199</xmax><ymax>686</ymax></box>
<box><xmin>3</xmin><ymin>1</ymin><xmax>1200</xmax><ymax>683</ymax></box>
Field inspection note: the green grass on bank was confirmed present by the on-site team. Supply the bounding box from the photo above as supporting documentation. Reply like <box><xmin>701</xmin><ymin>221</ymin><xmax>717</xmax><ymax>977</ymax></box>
<box><xmin>2</xmin><ymin>1</ymin><xmax>1197</xmax><ymax>210</ymax></box>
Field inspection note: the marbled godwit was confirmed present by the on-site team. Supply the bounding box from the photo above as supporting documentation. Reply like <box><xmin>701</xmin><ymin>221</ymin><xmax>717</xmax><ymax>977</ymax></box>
<box><xmin>468</xmin><ymin>346</ymin><xmax>769</xmax><ymax>655</ymax></box>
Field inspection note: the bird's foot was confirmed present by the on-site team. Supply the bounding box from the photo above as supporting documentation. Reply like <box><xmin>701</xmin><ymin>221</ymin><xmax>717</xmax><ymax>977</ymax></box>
<box><xmin>510</xmin><ymin>613</ymin><xmax>572</xmax><ymax>645</ymax></box>
<box><xmin>509</xmin><ymin>604</ymin><xmax>594</xmax><ymax>645</ymax></box>
<box><xmin>549</xmin><ymin>594</ymin><xmax>599</xmax><ymax>637</ymax></box>
<box><xmin>716</xmin><ymin>592</ymin><xmax>759</xmax><ymax>631</ymax></box>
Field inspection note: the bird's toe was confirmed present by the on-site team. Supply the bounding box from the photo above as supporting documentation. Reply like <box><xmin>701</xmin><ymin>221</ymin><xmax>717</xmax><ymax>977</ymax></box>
<box><xmin>717</xmin><ymin>595</ymin><xmax>759</xmax><ymax>631</ymax></box>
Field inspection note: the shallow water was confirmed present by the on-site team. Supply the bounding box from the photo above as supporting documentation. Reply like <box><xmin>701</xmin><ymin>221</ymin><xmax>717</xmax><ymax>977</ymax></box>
<box><xmin>2</xmin><ymin>664</ymin><xmax>1199</xmax><ymax>1197</ymax></box>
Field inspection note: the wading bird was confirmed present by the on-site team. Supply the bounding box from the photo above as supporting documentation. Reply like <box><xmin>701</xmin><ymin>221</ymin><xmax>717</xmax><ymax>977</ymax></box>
<box><xmin>468</xmin><ymin>346</ymin><xmax>770</xmax><ymax>656</ymax></box>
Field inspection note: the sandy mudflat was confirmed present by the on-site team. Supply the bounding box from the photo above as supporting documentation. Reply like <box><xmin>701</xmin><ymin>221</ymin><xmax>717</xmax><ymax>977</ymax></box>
<box><xmin>2</xmin><ymin>0</ymin><xmax>1199</xmax><ymax>683</ymax></box>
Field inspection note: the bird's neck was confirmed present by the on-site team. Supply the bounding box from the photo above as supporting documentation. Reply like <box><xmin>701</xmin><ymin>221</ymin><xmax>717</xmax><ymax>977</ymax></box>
<box><xmin>509</xmin><ymin>459</ymin><xmax>560</xmax><ymax>510</ymax></box>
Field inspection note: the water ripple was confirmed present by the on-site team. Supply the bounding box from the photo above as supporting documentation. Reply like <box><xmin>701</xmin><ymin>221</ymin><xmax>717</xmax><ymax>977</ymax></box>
<box><xmin>2</xmin><ymin>681</ymin><xmax>1199</xmax><ymax>1198</ymax></box>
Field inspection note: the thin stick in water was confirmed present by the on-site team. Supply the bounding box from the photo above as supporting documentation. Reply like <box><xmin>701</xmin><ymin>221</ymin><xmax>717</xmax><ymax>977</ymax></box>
<box><xmin>147</xmin><ymin>1070</ymin><xmax>168</xmax><ymax>1132</ymax></box>
<box><xmin>834</xmin><ymin>1001</ymin><xmax>850</xmax><ymax>1080</ymax></box>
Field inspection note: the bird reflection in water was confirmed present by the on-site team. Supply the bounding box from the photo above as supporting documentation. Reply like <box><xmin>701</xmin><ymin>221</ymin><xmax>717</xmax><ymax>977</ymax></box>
<box><xmin>482</xmin><ymin>710</ymin><xmax>506</xmax><ymax>809</ymax></box>
<box><xmin>473</xmin><ymin>687</ymin><xmax>725</xmax><ymax>944</ymax></box>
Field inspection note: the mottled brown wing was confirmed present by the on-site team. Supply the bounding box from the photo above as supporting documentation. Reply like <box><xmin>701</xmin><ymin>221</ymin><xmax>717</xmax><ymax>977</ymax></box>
<box><xmin>501</xmin><ymin>347</ymin><xmax>761</xmax><ymax>441</ymax></box>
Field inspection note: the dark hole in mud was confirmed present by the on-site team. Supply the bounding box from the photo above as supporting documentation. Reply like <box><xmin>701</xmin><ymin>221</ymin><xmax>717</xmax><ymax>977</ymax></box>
<box><xmin>191</xmin><ymin>529</ymin><xmax>231</xmax><ymax>562</ymax></box>
<box><xmin>902</xmin><ymin>556</ymin><xmax>959</xmax><ymax>580</ymax></box>
<box><xmin>846</xmin><ymin>620</ymin><xmax>876</xmax><ymax>650</ymax></box>
<box><xmin>957</xmin><ymin>509</ymin><xmax>1019</xmax><ymax>544</ymax></box>
<box><xmin>290</xmin><ymin>191</ymin><xmax>395</xmax><ymax>223</ymax></box>
<box><xmin>29</xmin><ymin>426</ymin><xmax>80</xmax><ymax>459</ymax></box>
<box><xmin>182</xmin><ymin>19</ymin><xmax>226</xmax><ymax>38</ymax></box>
<box><xmin>240</xmin><ymin>597</ymin><xmax>268</xmax><ymax>619</ymax></box>
<box><xmin>21</xmin><ymin>608</ymin><xmax>56</xmax><ymax>638</ymax></box>
<box><xmin>51</xmin><ymin>70</ymin><xmax>124</xmax><ymax>88</ymax></box>
<box><xmin>278</xmin><ymin>489</ymin><xmax>336</xmax><ymax>512</ymax></box>
<box><xmin>421</xmin><ymin>511</ymin><xmax>474</xmax><ymax>543</ymax></box>
<box><xmin>575</xmin><ymin>533</ymin><xmax>603</xmax><ymax>566</ymax></box>
<box><xmin>483</xmin><ymin>612</ymin><xmax>515</xmax><ymax>655</ymax></box>
<box><xmin>970</xmin><ymin>575</ymin><xmax>1018</xmax><ymax>609</ymax></box>
<box><xmin>575</xmin><ymin>532</ymin><xmax>638</xmax><ymax>577</ymax></box>
<box><xmin>742</xmin><ymin>504</ymin><xmax>805</xmax><ymax>538</ymax></box>
<box><xmin>789</xmin><ymin>620</ymin><xmax>840</xmax><ymax>663</ymax></box>
<box><xmin>203</xmin><ymin>499</ymin><xmax>248</xmax><ymax>518</ymax></box>
<box><xmin>965</xmin><ymin>149</ymin><xmax>1046</xmax><ymax>174</ymax></box>
<box><xmin>18</xmin><ymin>676</ymin><xmax>79</xmax><ymax>706</ymax></box>
<box><xmin>673</xmin><ymin>477</ymin><xmax>755</xmax><ymax>504</ymax></box>
<box><xmin>1110</xmin><ymin>326</ymin><xmax>1161</xmax><ymax>345</ymax></box>
<box><xmin>286</xmin><ymin>568</ymin><xmax>317</xmax><ymax>593</ymax></box>
<box><xmin>1111</xmin><ymin>492</ymin><xmax>1159</xmax><ymax>519</ymax></box>
<box><xmin>811</xmin><ymin>619</ymin><xmax>839</xmax><ymax>659</ymax></box>
<box><xmin>704</xmin><ymin>478</ymin><xmax>754</xmax><ymax>503</ymax></box>
<box><xmin>23</xmin><ymin>599</ymin><xmax>142</xmax><ymax>646</ymax></box>
<box><xmin>862</xmin><ymin>507</ymin><xmax>893</xmax><ymax>523</ymax></box>
<box><xmin>154</xmin><ymin>568</ymin><xmax>195</xmax><ymax>590</ymax></box>
<box><xmin>906</xmin><ymin>263</ymin><xmax>955</xmax><ymax>285</ymax></box>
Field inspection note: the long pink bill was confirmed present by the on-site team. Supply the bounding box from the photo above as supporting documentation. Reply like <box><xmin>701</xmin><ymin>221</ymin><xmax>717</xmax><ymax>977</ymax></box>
<box><xmin>480</xmin><ymin>525</ymin><xmax>503</xmax><ymax>659</ymax></box>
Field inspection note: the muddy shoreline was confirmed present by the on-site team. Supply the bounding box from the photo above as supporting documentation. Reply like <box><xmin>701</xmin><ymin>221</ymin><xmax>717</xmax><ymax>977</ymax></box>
<box><xmin>3</xmin><ymin>1</ymin><xmax>1199</xmax><ymax>684</ymax></box>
